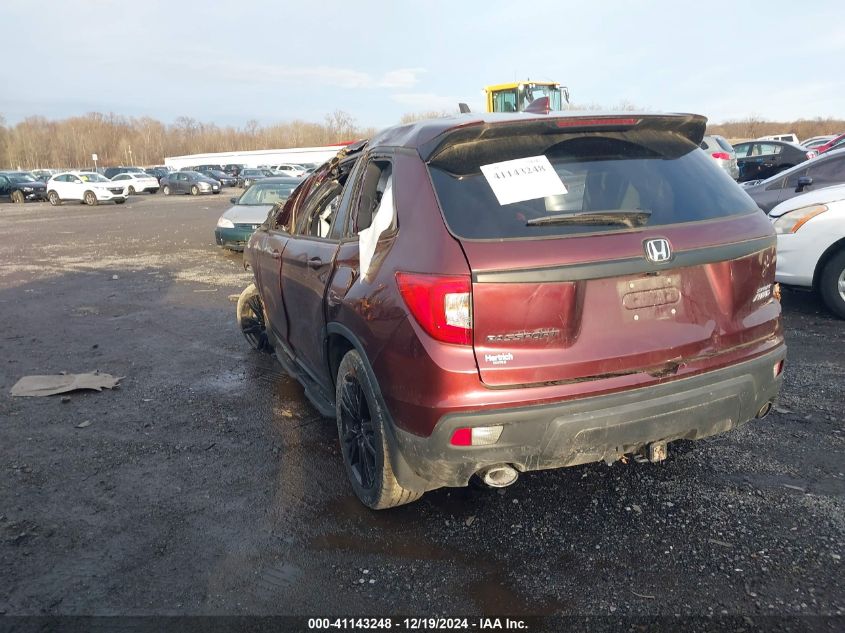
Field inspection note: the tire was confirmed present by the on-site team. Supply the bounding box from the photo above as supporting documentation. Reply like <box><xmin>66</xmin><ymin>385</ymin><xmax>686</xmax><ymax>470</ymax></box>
<box><xmin>163</xmin><ymin>185</ymin><xmax>171</xmax><ymax>196</ymax></box>
<box><xmin>47</xmin><ymin>191</ymin><xmax>61</xmax><ymax>206</ymax></box>
<box><xmin>128</xmin><ymin>186</ymin><xmax>135</xmax><ymax>195</ymax></box>
<box><xmin>11</xmin><ymin>190</ymin><xmax>25</xmax><ymax>204</ymax></box>
<box><xmin>335</xmin><ymin>349</ymin><xmax>423</xmax><ymax>509</ymax></box>
<box><xmin>190</xmin><ymin>185</ymin><xmax>199</xmax><ymax>196</ymax></box>
<box><xmin>236</xmin><ymin>283</ymin><xmax>272</xmax><ymax>352</ymax></box>
<box><xmin>84</xmin><ymin>191</ymin><xmax>98</xmax><ymax>206</ymax></box>
<box><xmin>819</xmin><ymin>249</ymin><xmax>845</xmax><ymax>319</ymax></box>
<box><xmin>213</xmin><ymin>190</ymin><xmax>220</xmax><ymax>194</ymax></box>
<box><xmin>114</xmin><ymin>199</ymin><xmax>126</xmax><ymax>205</ymax></box>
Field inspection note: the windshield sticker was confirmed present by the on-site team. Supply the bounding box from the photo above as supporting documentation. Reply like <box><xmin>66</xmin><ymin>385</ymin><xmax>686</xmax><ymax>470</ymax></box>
<box><xmin>480</xmin><ymin>155</ymin><xmax>567</xmax><ymax>206</ymax></box>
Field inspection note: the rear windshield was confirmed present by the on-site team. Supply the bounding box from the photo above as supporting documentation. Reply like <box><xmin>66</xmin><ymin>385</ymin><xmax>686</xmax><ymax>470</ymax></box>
<box><xmin>428</xmin><ymin>130</ymin><xmax>758</xmax><ymax>239</ymax></box>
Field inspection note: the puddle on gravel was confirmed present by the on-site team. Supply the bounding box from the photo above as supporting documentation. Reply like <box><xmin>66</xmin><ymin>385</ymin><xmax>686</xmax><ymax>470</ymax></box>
<box><xmin>198</xmin><ymin>368</ymin><xmax>249</xmax><ymax>394</ymax></box>
<box><xmin>310</xmin><ymin>531</ymin><xmax>454</xmax><ymax>561</ymax></box>
<box><xmin>464</xmin><ymin>571</ymin><xmax>569</xmax><ymax>616</ymax></box>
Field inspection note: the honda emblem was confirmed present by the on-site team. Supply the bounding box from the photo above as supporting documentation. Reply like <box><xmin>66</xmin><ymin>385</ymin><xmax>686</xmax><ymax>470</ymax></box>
<box><xmin>644</xmin><ymin>238</ymin><xmax>672</xmax><ymax>263</ymax></box>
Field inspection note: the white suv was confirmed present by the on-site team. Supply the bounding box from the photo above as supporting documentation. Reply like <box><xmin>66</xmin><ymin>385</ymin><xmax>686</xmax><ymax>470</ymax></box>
<box><xmin>47</xmin><ymin>172</ymin><xmax>128</xmax><ymax>206</ymax></box>
<box><xmin>270</xmin><ymin>164</ymin><xmax>305</xmax><ymax>177</ymax></box>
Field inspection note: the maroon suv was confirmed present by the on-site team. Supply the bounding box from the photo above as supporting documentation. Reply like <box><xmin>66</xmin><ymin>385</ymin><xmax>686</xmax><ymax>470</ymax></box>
<box><xmin>237</xmin><ymin>113</ymin><xmax>786</xmax><ymax>509</ymax></box>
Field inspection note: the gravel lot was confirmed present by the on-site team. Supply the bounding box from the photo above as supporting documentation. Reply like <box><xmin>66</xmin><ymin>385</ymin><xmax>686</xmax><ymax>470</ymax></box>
<box><xmin>0</xmin><ymin>195</ymin><xmax>842</xmax><ymax>625</ymax></box>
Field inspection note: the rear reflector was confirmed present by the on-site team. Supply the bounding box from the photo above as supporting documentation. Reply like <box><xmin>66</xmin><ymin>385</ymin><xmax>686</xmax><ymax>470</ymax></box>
<box><xmin>711</xmin><ymin>152</ymin><xmax>731</xmax><ymax>160</ymax></box>
<box><xmin>396</xmin><ymin>272</ymin><xmax>472</xmax><ymax>345</ymax></box>
<box><xmin>450</xmin><ymin>426</ymin><xmax>504</xmax><ymax>446</ymax></box>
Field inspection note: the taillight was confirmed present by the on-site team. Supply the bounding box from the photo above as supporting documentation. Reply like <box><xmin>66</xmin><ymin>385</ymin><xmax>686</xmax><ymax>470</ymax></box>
<box><xmin>395</xmin><ymin>272</ymin><xmax>472</xmax><ymax>345</ymax></box>
<box><xmin>807</xmin><ymin>151</ymin><xmax>817</xmax><ymax>159</ymax></box>
<box><xmin>711</xmin><ymin>152</ymin><xmax>731</xmax><ymax>160</ymax></box>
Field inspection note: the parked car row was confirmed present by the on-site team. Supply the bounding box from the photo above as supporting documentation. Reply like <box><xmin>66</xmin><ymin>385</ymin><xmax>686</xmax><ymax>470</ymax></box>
<box><xmin>741</xmin><ymin>149</ymin><xmax>845</xmax><ymax>212</ymax></box>
<box><xmin>697</xmin><ymin>132</ymin><xmax>845</xmax><ymax>186</ymax></box>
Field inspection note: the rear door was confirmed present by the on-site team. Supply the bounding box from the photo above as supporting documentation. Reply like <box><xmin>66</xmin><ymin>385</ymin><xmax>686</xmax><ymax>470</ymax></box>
<box><xmin>424</xmin><ymin>116</ymin><xmax>780</xmax><ymax>387</ymax></box>
<box><xmin>756</xmin><ymin>143</ymin><xmax>784</xmax><ymax>179</ymax></box>
<box><xmin>280</xmin><ymin>177</ymin><xmax>346</xmax><ymax>388</ymax></box>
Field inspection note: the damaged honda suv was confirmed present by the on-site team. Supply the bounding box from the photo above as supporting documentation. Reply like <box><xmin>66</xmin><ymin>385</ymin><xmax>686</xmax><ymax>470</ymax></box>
<box><xmin>238</xmin><ymin>113</ymin><xmax>785</xmax><ymax>509</ymax></box>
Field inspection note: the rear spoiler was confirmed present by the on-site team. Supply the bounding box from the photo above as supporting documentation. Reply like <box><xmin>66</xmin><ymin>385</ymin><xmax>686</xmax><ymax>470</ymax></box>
<box><xmin>420</xmin><ymin>113</ymin><xmax>708</xmax><ymax>166</ymax></box>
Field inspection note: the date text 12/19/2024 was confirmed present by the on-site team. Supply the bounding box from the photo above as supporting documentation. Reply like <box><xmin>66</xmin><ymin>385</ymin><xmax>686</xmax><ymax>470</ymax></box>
<box><xmin>307</xmin><ymin>618</ymin><xmax>530</xmax><ymax>630</ymax></box>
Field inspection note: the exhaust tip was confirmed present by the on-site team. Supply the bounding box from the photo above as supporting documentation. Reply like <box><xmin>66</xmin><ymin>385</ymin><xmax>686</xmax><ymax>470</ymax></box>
<box><xmin>477</xmin><ymin>464</ymin><xmax>519</xmax><ymax>488</ymax></box>
<box><xmin>756</xmin><ymin>402</ymin><xmax>773</xmax><ymax>419</ymax></box>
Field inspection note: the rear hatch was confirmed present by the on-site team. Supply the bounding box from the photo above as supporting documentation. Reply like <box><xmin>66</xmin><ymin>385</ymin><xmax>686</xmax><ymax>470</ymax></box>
<box><xmin>425</xmin><ymin>114</ymin><xmax>780</xmax><ymax>387</ymax></box>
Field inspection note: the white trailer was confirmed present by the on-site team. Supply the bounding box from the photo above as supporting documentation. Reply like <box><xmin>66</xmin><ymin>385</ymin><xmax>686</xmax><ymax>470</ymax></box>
<box><xmin>163</xmin><ymin>144</ymin><xmax>348</xmax><ymax>170</ymax></box>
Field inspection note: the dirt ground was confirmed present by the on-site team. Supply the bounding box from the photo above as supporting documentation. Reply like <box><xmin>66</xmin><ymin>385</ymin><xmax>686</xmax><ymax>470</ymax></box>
<box><xmin>0</xmin><ymin>195</ymin><xmax>842</xmax><ymax>626</ymax></box>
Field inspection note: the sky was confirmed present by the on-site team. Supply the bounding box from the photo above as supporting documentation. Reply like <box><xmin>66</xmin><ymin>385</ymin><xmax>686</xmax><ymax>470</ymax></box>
<box><xmin>1</xmin><ymin>0</ymin><xmax>843</xmax><ymax>129</ymax></box>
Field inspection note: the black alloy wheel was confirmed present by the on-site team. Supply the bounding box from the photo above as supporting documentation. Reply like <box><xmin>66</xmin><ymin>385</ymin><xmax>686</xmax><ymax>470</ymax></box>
<box><xmin>338</xmin><ymin>375</ymin><xmax>378</xmax><ymax>490</ymax></box>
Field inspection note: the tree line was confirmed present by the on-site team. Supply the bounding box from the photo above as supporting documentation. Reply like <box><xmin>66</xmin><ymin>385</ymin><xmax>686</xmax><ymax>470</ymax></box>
<box><xmin>0</xmin><ymin>111</ymin><xmax>376</xmax><ymax>170</ymax></box>
<box><xmin>1</xmin><ymin>110</ymin><xmax>843</xmax><ymax>170</ymax></box>
<box><xmin>706</xmin><ymin>116</ymin><xmax>845</xmax><ymax>142</ymax></box>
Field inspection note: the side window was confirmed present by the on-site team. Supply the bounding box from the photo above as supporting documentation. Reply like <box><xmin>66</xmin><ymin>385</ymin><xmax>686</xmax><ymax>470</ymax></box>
<box><xmin>809</xmin><ymin>156</ymin><xmax>845</xmax><ymax>182</ymax></box>
<box><xmin>0</xmin><ymin>175</ymin><xmax>9</xmax><ymax>189</ymax></box>
<box><xmin>293</xmin><ymin>180</ymin><xmax>343</xmax><ymax>239</ymax></box>
<box><xmin>350</xmin><ymin>159</ymin><xmax>393</xmax><ymax>234</ymax></box>
<box><xmin>734</xmin><ymin>144</ymin><xmax>751</xmax><ymax>158</ymax></box>
<box><xmin>272</xmin><ymin>179</ymin><xmax>312</xmax><ymax>232</ymax></box>
<box><xmin>783</xmin><ymin>169</ymin><xmax>807</xmax><ymax>189</ymax></box>
<box><xmin>270</xmin><ymin>198</ymin><xmax>294</xmax><ymax>232</ymax></box>
<box><xmin>493</xmin><ymin>89</ymin><xmax>518</xmax><ymax>112</ymax></box>
<box><xmin>758</xmin><ymin>143</ymin><xmax>782</xmax><ymax>156</ymax></box>
<box><xmin>329</xmin><ymin>157</ymin><xmax>365</xmax><ymax>240</ymax></box>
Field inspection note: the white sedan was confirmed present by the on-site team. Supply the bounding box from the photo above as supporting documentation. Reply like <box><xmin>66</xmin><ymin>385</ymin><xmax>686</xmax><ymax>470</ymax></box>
<box><xmin>110</xmin><ymin>172</ymin><xmax>160</xmax><ymax>195</ymax></box>
<box><xmin>47</xmin><ymin>172</ymin><xmax>128</xmax><ymax>206</ymax></box>
<box><xmin>770</xmin><ymin>184</ymin><xmax>845</xmax><ymax>318</ymax></box>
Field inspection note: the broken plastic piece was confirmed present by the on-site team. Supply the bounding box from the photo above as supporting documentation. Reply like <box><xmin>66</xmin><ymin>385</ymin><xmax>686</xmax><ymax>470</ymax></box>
<box><xmin>358</xmin><ymin>177</ymin><xmax>395</xmax><ymax>279</ymax></box>
<box><xmin>10</xmin><ymin>372</ymin><xmax>123</xmax><ymax>397</ymax></box>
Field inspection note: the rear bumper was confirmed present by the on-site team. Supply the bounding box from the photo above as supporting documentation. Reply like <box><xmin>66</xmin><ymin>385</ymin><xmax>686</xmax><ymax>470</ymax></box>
<box><xmin>391</xmin><ymin>346</ymin><xmax>786</xmax><ymax>490</ymax></box>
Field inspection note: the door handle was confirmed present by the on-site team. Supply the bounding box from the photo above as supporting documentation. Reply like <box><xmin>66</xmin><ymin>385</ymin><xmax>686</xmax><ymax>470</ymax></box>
<box><xmin>271</xmin><ymin>250</ymin><xmax>281</xmax><ymax>260</ymax></box>
<box><xmin>307</xmin><ymin>257</ymin><xmax>323</xmax><ymax>269</ymax></box>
